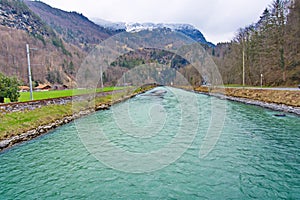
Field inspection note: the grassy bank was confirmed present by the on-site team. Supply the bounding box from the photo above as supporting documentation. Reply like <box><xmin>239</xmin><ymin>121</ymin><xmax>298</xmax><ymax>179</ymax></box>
<box><xmin>0</xmin><ymin>95</ymin><xmax>112</xmax><ymax>140</ymax></box>
<box><xmin>194</xmin><ymin>86</ymin><xmax>300</xmax><ymax>107</ymax></box>
<box><xmin>0</xmin><ymin>85</ymin><xmax>155</xmax><ymax>141</ymax></box>
<box><xmin>4</xmin><ymin>87</ymin><xmax>125</xmax><ymax>103</ymax></box>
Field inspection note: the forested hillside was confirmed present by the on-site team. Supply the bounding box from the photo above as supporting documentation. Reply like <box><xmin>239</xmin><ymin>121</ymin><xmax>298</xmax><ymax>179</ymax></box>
<box><xmin>0</xmin><ymin>0</ymin><xmax>86</xmax><ymax>87</ymax></box>
<box><xmin>25</xmin><ymin>0</ymin><xmax>116</xmax><ymax>51</ymax></box>
<box><xmin>0</xmin><ymin>0</ymin><xmax>298</xmax><ymax>88</ymax></box>
<box><xmin>214</xmin><ymin>0</ymin><xmax>300</xmax><ymax>86</ymax></box>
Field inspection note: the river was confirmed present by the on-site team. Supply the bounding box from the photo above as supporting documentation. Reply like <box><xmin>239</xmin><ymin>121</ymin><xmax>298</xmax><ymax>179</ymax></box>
<box><xmin>0</xmin><ymin>87</ymin><xmax>299</xmax><ymax>199</ymax></box>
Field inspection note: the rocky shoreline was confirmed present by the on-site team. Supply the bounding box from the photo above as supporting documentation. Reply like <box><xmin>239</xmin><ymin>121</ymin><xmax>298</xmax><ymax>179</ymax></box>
<box><xmin>1</xmin><ymin>86</ymin><xmax>298</xmax><ymax>152</ymax></box>
<box><xmin>196</xmin><ymin>91</ymin><xmax>300</xmax><ymax>116</ymax></box>
<box><xmin>176</xmin><ymin>86</ymin><xmax>300</xmax><ymax>116</ymax></box>
<box><xmin>0</xmin><ymin>92</ymin><xmax>140</xmax><ymax>152</ymax></box>
<box><xmin>0</xmin><ymin>109</ymin><xmax>95</xmax><ymax>151</ymax></box>
<box><xmin>0</xmin><ymin>90</ymin><xmax>124</xmax><ymax>114</ymax></box>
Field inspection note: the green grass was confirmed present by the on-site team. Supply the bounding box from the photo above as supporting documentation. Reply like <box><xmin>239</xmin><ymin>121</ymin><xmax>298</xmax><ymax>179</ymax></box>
<box><xmin>4</xmin><ymin>87</ymin><xmax>125</xmax><ymax>103</ymax></box>
<box><xmin>0</xmin><ymin>85</ymin><xmax>156</xmax><ymax>140</ymax></box>
<box><xmin>0</xmin><ymin>94</ymin><xmax>116</xmax><ymax>140</ymax></box>
<box><xmin>0</xmin><ymin>104</ymin><xmax>72</xmax><ymax>139</ymax></box>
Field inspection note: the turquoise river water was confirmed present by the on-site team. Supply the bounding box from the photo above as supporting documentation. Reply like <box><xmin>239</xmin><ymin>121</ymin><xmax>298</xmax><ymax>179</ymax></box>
<box><xmin>0</xmin><ymin>87</ymin><xmax>299</xmax><ymax>199</ymax></box>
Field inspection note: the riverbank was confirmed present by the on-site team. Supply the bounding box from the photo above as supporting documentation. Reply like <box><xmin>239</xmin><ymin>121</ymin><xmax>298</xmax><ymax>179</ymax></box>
<box><xmin>1</xmin><ymin>85</ymin><xmax>298</xmax><ymax>152</ymax></box>
<box><xmin>194</xmin><ymin>86</ymin><xmax>300</xmax><ymax>116</ymax></box>
<box><xmin>0</xmin><ymin>85</ymin><xmax>156</xmax><ymax>152</ymax></box>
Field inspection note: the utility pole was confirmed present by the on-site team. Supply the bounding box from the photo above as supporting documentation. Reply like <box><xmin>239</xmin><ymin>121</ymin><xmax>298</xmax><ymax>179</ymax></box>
<box><xmin>242</xmin><ymin>47</ymin><xmax>245</xmax><ymax>88</ymax></box>
<box><xmin>100</xmin><ymin>65</ymin><xmax>103</xmax><ymax>89</ymax></box>
<box><xmin>123</xmin><ymin>73</ymin><xmax>126</xmax><ymax>87</ymax></box>
<box><xmin>26</xmin><ymin>44</ymin><xmax>33</xmax><ymax>100</ymax></box>
<box><xmin>260</xmin><ymin>74</ymin><xmax>263</xmax><ymax>89</ymax></box>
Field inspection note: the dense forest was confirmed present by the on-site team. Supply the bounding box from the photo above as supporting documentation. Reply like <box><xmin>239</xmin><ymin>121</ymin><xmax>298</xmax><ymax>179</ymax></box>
<box><xmin>213</xmin><ymin>0</ymin><xmax>300</xmax><ymax>86</ymax></box>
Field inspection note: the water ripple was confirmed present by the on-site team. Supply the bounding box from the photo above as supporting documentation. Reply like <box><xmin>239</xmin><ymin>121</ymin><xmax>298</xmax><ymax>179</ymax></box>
<box><xmin>0</xmin><ymin>87</ymin><xmax>299</xmax><ymax>199</ymax></box>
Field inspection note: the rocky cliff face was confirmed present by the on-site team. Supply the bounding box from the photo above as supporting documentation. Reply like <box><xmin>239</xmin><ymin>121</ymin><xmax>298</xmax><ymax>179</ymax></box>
<box><xmin>0</xmin><ymin>0</ymin><xmax>54</xmax><ymax>37</ymax></box>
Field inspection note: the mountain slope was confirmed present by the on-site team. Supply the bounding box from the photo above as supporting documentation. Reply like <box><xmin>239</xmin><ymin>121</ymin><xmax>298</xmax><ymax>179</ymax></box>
<box><xmin>126</xmin><ymin>23</ymin><xmax>213</xmax><ymax>46</ymax></box>
<box><xmin>0</xmin><ymin>0</ymin><xmax>55</xmax><ymax>37</ymax></box>
<box><xmin>25</xmin><ymin>0</ymin><xmax>115</xmax><ymax>50</ymax></box>
<box><xmin>92</xmin><ymin>19</ymin><xmax>215</xmax><ymax>47</ymax></box>
<box><xmin>0</xmin><ymin>0</ymin><xmax>85</xmax><ymax>87</ymax></box>
<box><xmin>0</xmin><ymin>0</ymin><xmax>214</xmax><ymax>88</ymax></box>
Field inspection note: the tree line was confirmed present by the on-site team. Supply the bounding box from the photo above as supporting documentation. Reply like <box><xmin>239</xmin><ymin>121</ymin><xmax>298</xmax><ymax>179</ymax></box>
<box><xmin>214</xmin><ymin>0</ymin><xmax>300</xmax><ymax>86</ymax></box>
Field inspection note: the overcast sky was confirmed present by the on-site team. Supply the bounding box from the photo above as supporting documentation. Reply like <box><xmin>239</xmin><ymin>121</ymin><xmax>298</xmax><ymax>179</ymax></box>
<box><xmin>41</xmin><ymin>0</ymin><xmax>273</xmax><ymax>44</ymax></box>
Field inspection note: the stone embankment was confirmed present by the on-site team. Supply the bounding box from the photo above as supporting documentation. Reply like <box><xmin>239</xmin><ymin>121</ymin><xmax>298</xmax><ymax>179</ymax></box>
<box><xmin>0</xmin><ymin>103</ymin><xmax>114</xmax><ymax>151</ymax></box>
<box><xmin>0</xmin><ymin>91</ymin><xmax>120</xmax><ymax>114</ymax></box>
<box><xmin>0</xmin><ymin>89</ymin><xmax>147</xmax><ymax>152</ymax></box>
<box><xmin>194</xmin><ymin>86</ymin><xmax>300</xmax><ymax>116</ymax></box>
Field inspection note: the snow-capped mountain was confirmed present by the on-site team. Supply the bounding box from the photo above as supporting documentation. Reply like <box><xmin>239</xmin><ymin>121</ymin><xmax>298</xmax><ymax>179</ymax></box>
<box><xmin>91</xmin><ymin>18</ymin><xmax>127</xmax><ymax>31</ymax></box>
<box><xmin>124</xmin><ymin>22</ymin><xmax>194</xmax><ymax>32</ymax></box>
<box><xmin>92</xmin><ymin>19</ymin><xmax>214</xmax><ymax>46</ymax></box>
